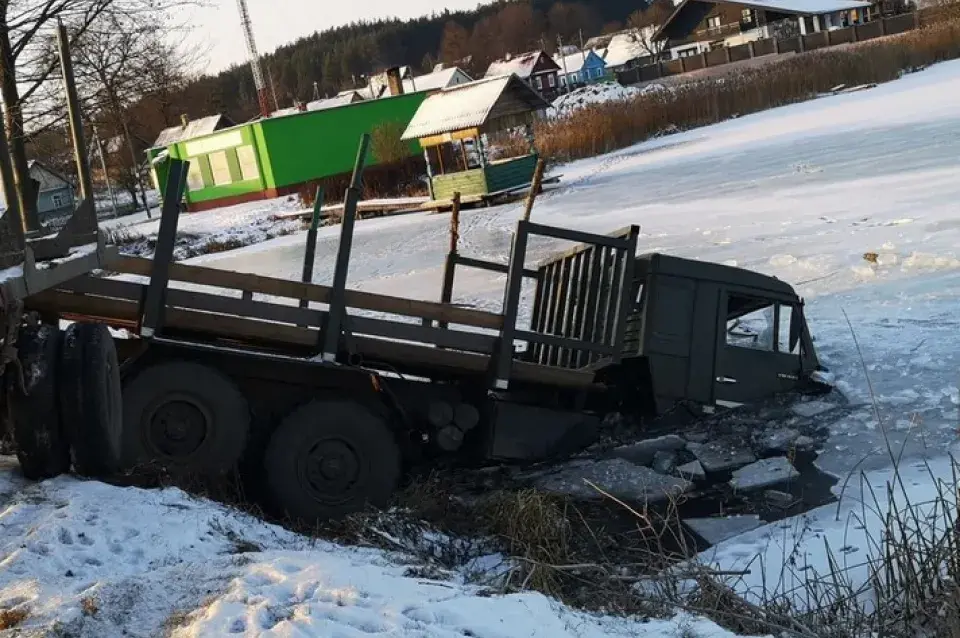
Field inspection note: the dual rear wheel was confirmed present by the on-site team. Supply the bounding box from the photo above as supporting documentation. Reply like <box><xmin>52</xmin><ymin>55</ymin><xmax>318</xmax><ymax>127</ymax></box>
<box><xmin>8</xmin><ymin>322</ymin><xmax>122</xmax><ymax>480</ymax></box>
<box><xmin>120</xmin><ymin>361</ymin><xmax>401</xmax><ymax>522</ymax></box>
<box><xmin>6</xmin><ymin>323</ymin><xmax>402</xmax><ymax>523</ymax></box>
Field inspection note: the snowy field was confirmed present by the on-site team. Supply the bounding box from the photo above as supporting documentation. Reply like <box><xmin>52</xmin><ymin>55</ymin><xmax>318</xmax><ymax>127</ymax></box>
<box><xmin>2</xmin><ymin>60</ymin><xmax>960</xmax><ymax>635</ymax></box>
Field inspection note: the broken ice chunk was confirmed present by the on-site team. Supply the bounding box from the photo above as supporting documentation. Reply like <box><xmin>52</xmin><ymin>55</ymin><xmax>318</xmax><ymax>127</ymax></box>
<box><xmin>729</xmin><ymin>457</ymin><xmax>800</xmax><ymax>491</ymax></box>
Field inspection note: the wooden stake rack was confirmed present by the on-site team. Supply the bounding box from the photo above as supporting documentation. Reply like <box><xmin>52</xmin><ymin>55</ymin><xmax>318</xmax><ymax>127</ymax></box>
<box><xmin>26</xmin><ymin>146</ymin><xmax>638</xmax><ymax>395</ymax></box>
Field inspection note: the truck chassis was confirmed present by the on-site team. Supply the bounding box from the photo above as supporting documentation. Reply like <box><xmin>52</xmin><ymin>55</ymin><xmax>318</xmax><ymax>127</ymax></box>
<box><xmin>12</xmin><ymin>139</ymin><xmax>830</xmax><ymax>523</ymax></box>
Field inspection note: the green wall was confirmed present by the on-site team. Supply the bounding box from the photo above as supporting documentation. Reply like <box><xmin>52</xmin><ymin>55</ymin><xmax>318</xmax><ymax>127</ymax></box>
<box><xmin>150</xmin><ymin>91</ymin><xmax>428</xmax><ymax>207</ymax></box>
<box><xmin>259</xmin><ymin>92</ymin><xmax>428</xmax><ymax>189</ymax></box>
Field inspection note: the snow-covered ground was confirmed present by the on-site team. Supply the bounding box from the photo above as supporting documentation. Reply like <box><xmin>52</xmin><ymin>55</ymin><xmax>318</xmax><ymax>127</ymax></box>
<box><xmin>0</xmin><ymin>457</ymin><xmax>750</xmax><ymax>637</ymax></box>
<box><xmin>3</xmin><ymin>59</ymin><xmax>960</xmax><ymax>635</ymax></box>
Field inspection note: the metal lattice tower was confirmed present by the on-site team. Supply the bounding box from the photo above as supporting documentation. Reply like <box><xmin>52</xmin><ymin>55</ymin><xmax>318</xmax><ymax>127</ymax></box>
<box><xmin>236</xmin><ymin>0</ymin><xmax>271</xmax><ymax>118</ymax></box>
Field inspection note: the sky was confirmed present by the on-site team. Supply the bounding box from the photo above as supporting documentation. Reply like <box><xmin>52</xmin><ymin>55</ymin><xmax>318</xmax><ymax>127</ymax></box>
<box><xmin>184</xmin><ymin>0</ymin><xmax>485</xmax><ymax>75</ymax></box>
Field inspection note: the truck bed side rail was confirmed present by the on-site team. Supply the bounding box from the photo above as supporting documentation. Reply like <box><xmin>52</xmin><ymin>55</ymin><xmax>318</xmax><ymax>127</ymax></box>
<box><xmin>524</xmin><ymin>224</ymin><xmax>640</xmax><ymax>370</ymax></box>
<box><xmin>490</xmin><ymin>222</ymin><xmax>639</xmax><ymax>387</ymax></box>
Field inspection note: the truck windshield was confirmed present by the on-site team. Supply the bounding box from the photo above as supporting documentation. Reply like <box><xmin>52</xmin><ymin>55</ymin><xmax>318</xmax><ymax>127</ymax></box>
<box><xmin>725</xmin><ymin>293</ymin><xmax>799</xmax><ymax>354</ymax></box>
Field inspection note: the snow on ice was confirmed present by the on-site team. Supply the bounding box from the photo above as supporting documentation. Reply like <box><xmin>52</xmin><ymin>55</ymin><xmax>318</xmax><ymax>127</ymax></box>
<box><xmin>4</xmin><ymin>58</ymin><xmax>960</xmax><ymax>636</ymax></box>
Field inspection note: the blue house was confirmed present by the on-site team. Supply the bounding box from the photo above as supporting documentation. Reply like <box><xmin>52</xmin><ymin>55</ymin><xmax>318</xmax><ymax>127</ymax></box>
<box><xmin>0</xmin><ymin>161</ymin><xmax>76</xmax><ymax>222</ymax></box>
<box><xmin>29</xmin><ymin>161</ymin><xmax>76</xmax><ymax>220</ymax></box>
<box><xmin>553</xmin><ymin>49</ymin><xmax>608</xmax><ymax>89</ymax></box>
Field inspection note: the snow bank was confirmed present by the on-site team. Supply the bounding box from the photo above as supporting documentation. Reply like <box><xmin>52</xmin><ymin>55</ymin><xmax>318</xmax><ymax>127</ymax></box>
<box><xmin>0</xmin><ymin>458</ymin><xmax>754</xmax><ymax>637</ymax></box>
<box><xmin>549</xmin><ymin>82</ymin><xmax>665</xmax><ymax>117</ymax></box>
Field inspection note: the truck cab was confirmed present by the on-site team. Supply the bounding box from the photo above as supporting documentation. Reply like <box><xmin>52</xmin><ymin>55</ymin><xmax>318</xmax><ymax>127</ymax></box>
<box><xmin>620</xmin><ymin>253</ymin><xmax>825</xmax><ymax>415</ymax></box>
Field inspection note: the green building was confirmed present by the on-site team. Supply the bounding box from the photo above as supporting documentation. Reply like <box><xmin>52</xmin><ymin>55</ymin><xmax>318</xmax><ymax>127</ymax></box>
<box><xmin>149</xmin><ymin>91</ymin><xmax>429</xmax><ymax>211</ymax></box>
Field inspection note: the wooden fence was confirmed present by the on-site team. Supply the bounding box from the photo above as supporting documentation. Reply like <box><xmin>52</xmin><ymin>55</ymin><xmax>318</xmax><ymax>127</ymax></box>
<box><xmin>617</xmin><ymin>12</ymin><xmax>922</xmax><ymax>84</ymax></box>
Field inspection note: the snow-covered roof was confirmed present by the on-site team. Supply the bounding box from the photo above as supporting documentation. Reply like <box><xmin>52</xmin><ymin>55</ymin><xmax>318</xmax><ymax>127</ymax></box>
<box><xmin>734</xmin><ymin>0</ymin><xmax>871</xmax><ymax>12</ymax></box>
<box><xmin>151</xmin><ymin>114</ymin><xmax>234</xmax><ymax>149</ymax></box>
<box><xmin>307</xmin><ymin>92</ymin><xmax>364</xmax><ymax>111</ymax></box>
<box><xmin>484</xmin><ymin>51</ymin><xmax>550</xmax><ymax>79</ymax></box>
<box><xmin>655</xmin><ymin>0</ymin><xmax>870</xmax><ymax>41</ymax></box>
<box><xmin>553</xmin><ymin>50</ymin><xmax>605</xmax><ymax>75</ymax></box>
<box><xmin>402</xmin><ymin>67</ymin><xmax>472</xmax><ymax>94</ymax></box>
<box><xmin>599</xmin><ymin>32</ymin><xmax>654</xmax><ymax>68</ymax></box>
<box><xmin>401</xmin><ymin>75</ymin><xmax>551</xmax><ymax>141</ymax></box>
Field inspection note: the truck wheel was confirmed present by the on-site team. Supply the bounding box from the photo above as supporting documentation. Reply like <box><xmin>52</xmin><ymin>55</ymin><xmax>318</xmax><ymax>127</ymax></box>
<box><xmin>59</xmin><ymin>323</ymin><xmax>123</xmax><ymax>477</ymax></box>
<box><xmin>9</xmin><ymin>323</ymin><xmax>70</xmax><ymax>480</ymax></box>
<box><xmin>262</xmin><ymin>400</ymin><xmax>401</xmax><ymax>522</ymax></box>
<box><xmin>121</xmin><ymin>361</ymin><xmax>249</xmax><ymax>474</ymax></box>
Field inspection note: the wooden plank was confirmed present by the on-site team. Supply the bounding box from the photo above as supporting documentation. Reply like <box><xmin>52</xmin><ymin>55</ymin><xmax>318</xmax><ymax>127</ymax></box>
<box><xmin>29</xmin><ymin>288</ymin><xmax>593</xmax><ymax>389</ymax></box>
<box><xmin>603</xmin><ymin>248</ymin><xmax>625</xmax><ymax>348</ymax></box>
<box><xmin>547</xmin><ymin>256</ymin><xmax>572</xmax><ymax>367</ymax></box>
<box><xmin>535</xmin><ymin>225</ymin><xmax>634</xmax><ymax>267</ymax></box>
<box><xmin>524</xmin><ymin>221</ymin><xmax>631</xmax><ymax>252</ymax></box>
<box><xmin>528</xmin><ymin>269</ymin><xmax>546</xmax><ymax>363</ymax></box>
<box><xmin>570</xmin><ymin>250</ymin><xmax>591</xmax><ymax>368</ymax></box>
<box><xmin>579</xmin><ymin>246</ymin><xmax>604</xmax><ymax>368</ymax></box>
<box><xmin>110</xmin><ymin>255</ymin><xmax>504</xmax><ymax>331</ymax></box>
<box><xmin>513</xmin><ymin>329</ymin><xmax>617</xmax><ymax>357</ymax></box>
<box><xmin>560</xmin><ymin>251</ymin><xmax>584</xmax><ymax>367</ymax></box>
<box><xmin>65</xmin><ymin>275</ymin><xmax>497</xmax><ymax>355</ymax></box>
<box><xmin>452</xmin><ymin>255</ymin><xmax>538</xmax><ymax>278</ymax></box>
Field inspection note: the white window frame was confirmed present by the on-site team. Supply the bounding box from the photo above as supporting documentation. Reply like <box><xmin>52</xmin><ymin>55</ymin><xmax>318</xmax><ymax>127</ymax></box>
<box><xmin>51</xmin><ymin>193</ymin><xmax>63</xmax><ymax>208</ymax></box>
<box><xmin>707</xmin><ymin>16</ymin><xmax>722</xmax><ymax>28</ymax></box>
<box><xmin>547</xmin><ymin>73</ymin><xmax>556</xmax><ymax>88</ymax></box>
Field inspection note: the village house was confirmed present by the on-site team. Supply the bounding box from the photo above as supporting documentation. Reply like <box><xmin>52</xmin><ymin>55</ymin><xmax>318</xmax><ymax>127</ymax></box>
<box><xmin>0</xmin><ymin>161</ymin><xmax>77</xmax><ymax>221</ymax></box>
<box><xmin>654</xmin><ymin>0</ymin><xmax>874</xmax><ymax>59</ymax></box>
<box><xmin>484</xmin><ymin>51</ymin><xmax>562</xmax><ymax>100</ymax></box>
<box><xmin>553</xmin><ymin>48</ymin><xmax>609</xmax><ymax>89</ymax></box>
<box><xmin>586</xmin><ymin>30</ymin><xmax>658</xmax><ymax>72</ymax></box>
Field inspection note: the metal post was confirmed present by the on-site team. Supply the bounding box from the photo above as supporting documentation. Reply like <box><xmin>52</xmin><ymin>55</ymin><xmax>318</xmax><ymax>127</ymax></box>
<box><xmin>57</xmin><ymin>21</ymin><xmax>93</xmax><ymax>202</ymax></box>
<box><xmin>92</xmin><ymin>126</ymin><xmax>118</xmax><ymax>218</ymax></box>
<box><xmin>299</xmin><ymin>186</ymin><xmax>324</xmax><ymax>311</ymax></box>
<box><xmin>493</xmin><ymin>221</ymin><xmax>530</xmax><ymax>390</ymax></box>
<box><xmin>321</xmin><ymin>134</ymin><xmax>370</xmax><ymax>362</ymax></box>
<box><xmin>140</xmin><ymin>158</ymin><xmax>189</xmax><ymax>338</ymax></box>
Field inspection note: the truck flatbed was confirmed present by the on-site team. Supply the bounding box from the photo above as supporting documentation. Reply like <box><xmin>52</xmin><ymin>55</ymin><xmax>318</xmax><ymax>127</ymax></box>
<box><xmin>28</xmin><ymin>254</ymin><xmax>599</xmax><ymax>389</ymax></box>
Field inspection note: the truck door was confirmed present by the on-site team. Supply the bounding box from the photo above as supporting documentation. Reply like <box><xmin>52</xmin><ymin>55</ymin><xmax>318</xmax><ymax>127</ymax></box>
<box><xmin>713</xmin><ymin>291</ymin><xmax>803</xmax><ymax>406</ymax></box>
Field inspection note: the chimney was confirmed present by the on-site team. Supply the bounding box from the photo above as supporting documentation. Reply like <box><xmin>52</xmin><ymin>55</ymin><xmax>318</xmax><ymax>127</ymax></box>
<box><xmin>385</xmin><ymin>66</ymin><xmax>404</xmax><ymax>97</ymax></box>
<box><xmin>180</xmin><ymin>114</ymin><xmax>189</xmax><ymax>128</ymax></box>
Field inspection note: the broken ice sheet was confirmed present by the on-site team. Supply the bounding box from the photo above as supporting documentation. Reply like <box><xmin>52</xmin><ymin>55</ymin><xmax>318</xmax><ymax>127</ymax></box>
<box><xmin>729</xmin><ymin>457</ymin><xmax>800</xmax><ymax>491</ymax></box>
<box><xmin>684</xmin><ymin>515</ymin><xmax>763</xmax><ymax>545</ymax></box>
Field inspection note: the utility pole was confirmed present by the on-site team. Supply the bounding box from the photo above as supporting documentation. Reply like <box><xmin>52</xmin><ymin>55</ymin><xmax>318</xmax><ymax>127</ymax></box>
<box><xmin>557</xmin><ymin>34</ymin><xmax>571</xmax><ymax>94</ymax></box>
<box><xmin>92</xmin><ymin>126</ymin><xmax>118</xmax><ymax>218</ymax></box>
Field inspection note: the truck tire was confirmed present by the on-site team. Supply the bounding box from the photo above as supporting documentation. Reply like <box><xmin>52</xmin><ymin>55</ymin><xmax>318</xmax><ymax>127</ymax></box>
<box><xmin>9</xmin><ymin>323</ymin><xmax>70</xmax><ymax>480</ymax></box>
<box><xmin>121</xmin><ymin>361</ymin><xmax>249</xmax><ymax>474</ymax></box>
<box><xmin>262</xmin><ymin>400</ymin><xmax>401</xmax><ymax>522</ymax></box>
<box><xmin>59</xmin><ymin>323</ymin><xmax>123</xmax><ymax>477</ymax></box>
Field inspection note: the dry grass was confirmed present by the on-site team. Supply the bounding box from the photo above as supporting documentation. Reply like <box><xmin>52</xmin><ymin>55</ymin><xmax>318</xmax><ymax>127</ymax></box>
<box><xmin>0</xmin><ymin>607</ymin><xmax>29</xmax><ymax>629</ymax></box>
<box><xmin>526</xmin><ymin>18</ymin><xmax>960</xmax><ymax>164</ymax></box>
<box><xmin>80</xmin><ymin>596</ymin><xmax>99</xmax><ymax>617</ymax></box>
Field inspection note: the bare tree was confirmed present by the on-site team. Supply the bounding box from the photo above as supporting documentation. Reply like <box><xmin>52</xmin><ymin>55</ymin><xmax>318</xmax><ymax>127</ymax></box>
<box><xmin>626</xmin><ymin>3</ymin><xmax>672</xmax><ymax>62</ymax></box>
<box><xmin>72</xmin><ymin>12</ymin><xmax>200</xmax><ymax>215</ymax></box>
<box><xmin>0</xmin><ymin>0</ymin><xmax>198</xmax><ymax>230</ymax></box>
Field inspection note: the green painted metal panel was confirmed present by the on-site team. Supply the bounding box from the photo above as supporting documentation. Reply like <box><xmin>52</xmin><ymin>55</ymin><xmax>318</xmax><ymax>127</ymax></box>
<box><xmin>252</xmin><ymin>123</ymin><xmax>276</xmax><ymax>189</ymax></box>
<box><xmin>484</xmin><ymin>154</ymin><xmax>538</xmax><ymax>193</ymax></box>
<box><xmin>259</xmin><ymin>92</ymin><xmax>428</xmax><ymax>189</ymax></box>
<box><xmin>432</xmin><ymin>169</ymin><xmax>487</xmax><ymax>200</ymax></box>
